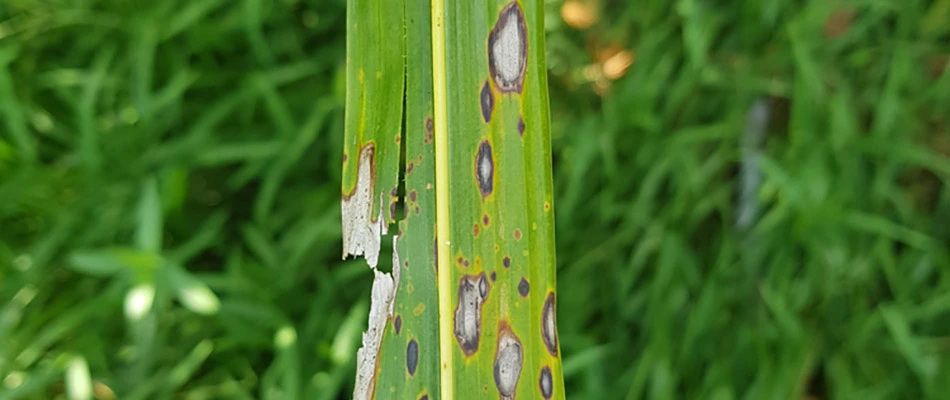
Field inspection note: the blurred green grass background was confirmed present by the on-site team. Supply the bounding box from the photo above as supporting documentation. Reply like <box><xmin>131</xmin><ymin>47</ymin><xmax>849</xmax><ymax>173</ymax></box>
<box><xmin>2</xmin><ymin>0</ymin><xmax>950</xmax><ymax>399</ymax></box>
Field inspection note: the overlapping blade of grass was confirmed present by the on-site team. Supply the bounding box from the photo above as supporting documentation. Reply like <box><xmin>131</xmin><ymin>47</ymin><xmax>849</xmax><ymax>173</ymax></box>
<box><xmin>340</xmin><ymin>0</ymin><xmax>405</xmax><ymax>269</ymax></box>
<box><xmin>371</xmin><ymin>0</ymin><xmax>440</xmax><ymax>399</ymax></box>
<box><xmin>342</xmin><ymin>1</ymin><xmax>411</xmax><ymax>399</ymax></box>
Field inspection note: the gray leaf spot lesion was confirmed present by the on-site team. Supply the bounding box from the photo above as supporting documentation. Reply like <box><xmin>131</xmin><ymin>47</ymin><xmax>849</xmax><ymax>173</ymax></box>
<box><xmin>493</xmin><ymin>323</ymin><xmax>523</xmax><ymax>399</ymax></box>
<box><xmin>488</xmin><ymin>1</ymin><xmax>528</xmax><ymax>94</ymax></box>
<box><xmin>480</xmin><ymin>80</ymin><xmax>494</xmax><ymax>122</ymax></box>
<box><xmin>475</xmin><ymin>141</ymin><xmax>494</xmax><ymax>198</ymax></box>
<box><xmin>454</xmin><ymin>272</ymin><xmax>489</xmax><ymax>356</ymax></box>
<box><xmin>542</xmin><ymin>292</ymin><xmax>558</xmax><ymax>356</ymax></box>
<box><xmin>539</xmin><ymin>366</ymin><xmax>553</xmax><ymax>399</ymax></box>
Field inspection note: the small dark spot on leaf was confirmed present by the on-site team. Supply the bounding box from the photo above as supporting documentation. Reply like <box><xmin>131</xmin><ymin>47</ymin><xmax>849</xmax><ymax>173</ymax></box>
<box><xmin>407</xmin><ymin>339</ymin><xmax>419</xmax><ymax>376</ymax></box>
<box><xmin>503</xmin><ymin>256</ymin><xmax>511</xmax><ymax>269</ymax></box>
<box><xmin>518</xmin><ymin>116</ymin><xmax>525</xmax><ymax>137</ymax></box>
<box><xmin>514</xmin><ymin>229</ymin><xmax>522</xmax><ymax>241</ymax></box>
<box><xmin>540</xmin><ymin>366</ymin><xmax>553</xmax><ymax>399</ymax></box>
<box><xmin>425</xmin><ymin>121</ymin><xmax>434</xmax><ymax>144</ymax></box>
<box><xmin>394</xmin><ymin>315</ymin><xmax>402</xmax><ymax>334</ymax></box>
<box><xmin>491</xmin><ymin>271</ymin><xmax>497</xmax><ymax>281</ymax></box>
<box><xmin>407</xmin><ymin>161</ymin><xmax>415</xmax><ymax>175</ymax></box>
<box><xmin>518</xmin><ymin>277</ymin><xmax>529</xmax><ymax>297</ymax></box>
<box><xmin>410</xmin><ymin>190</ymin><xmax>417</xmax><ymax>202</ymax></box>
<box><xmin>483</xmin><ymin>214</ymin><xmax>491</xmax><ymax>226</ymax></box>
<box><xmin>475</xmin><ymin>141</ymin><xmax>494</xmax><ymax>198</ymax></box>
<box><xmin>480</xmin><ymin>80</ymin><xmax>495</xmax><ymax>122</ymax></box>
<box><xmin>464</xmin><ymin>259</ymin><xmax>470</xmax><ymax>267</ymax></box>
<box><xmin>473</xmin><ymin>223</ymin><xmax>480</xmax><ymax>237</ymax></box>
<box><xmin>415</xmin><ymin>205</ymin><xmax>420</xmax><ymax>215</ymax></box>
<box><xmin>420</xmin><ymin>395</ymin><xmax>429</xmax><ymax>400</ymax></box>
<box><xmin>343</xmin><ymin>152</ymin><xmax>348</xmax><ymax>162</ymax></box>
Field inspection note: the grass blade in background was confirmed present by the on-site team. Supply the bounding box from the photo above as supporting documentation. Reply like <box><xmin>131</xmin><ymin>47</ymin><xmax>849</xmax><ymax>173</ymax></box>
<box><xmin>344</xmin><ymin>0</ymin><xmax>565</xmax><ymax>399</ymax></box>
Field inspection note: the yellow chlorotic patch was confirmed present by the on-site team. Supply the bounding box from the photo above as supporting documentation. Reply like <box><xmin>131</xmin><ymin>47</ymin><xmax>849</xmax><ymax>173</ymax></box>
<box><xmin>414</xmin><ymin>303</ymin><xmax>426</xmax><ymax>316</ymax></box>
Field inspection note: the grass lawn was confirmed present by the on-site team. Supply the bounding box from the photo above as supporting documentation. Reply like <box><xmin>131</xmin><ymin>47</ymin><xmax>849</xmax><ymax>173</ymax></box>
<box><xmin>2</xmin><ymin>0</ymin><xmax>949</xmax><ymax>399</ymax></box>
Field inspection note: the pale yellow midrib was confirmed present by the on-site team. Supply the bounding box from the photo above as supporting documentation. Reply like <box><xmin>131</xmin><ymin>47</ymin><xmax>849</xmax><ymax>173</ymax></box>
<box><xmin>430</xmin><ymin>0</ymin><xmax>454</xmax><ymax>399</ymax></box>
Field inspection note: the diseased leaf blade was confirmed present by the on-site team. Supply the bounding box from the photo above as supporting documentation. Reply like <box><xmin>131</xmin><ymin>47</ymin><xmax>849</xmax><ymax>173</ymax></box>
<box><xmin>345</xmin><ymin>1</ymin><xmax>564</xmax><ymax>399</ymax></box>
<box><xmin>433</xmin><ymin>1</ymin><xmax>564</xmax><ymax>399</ymax></box>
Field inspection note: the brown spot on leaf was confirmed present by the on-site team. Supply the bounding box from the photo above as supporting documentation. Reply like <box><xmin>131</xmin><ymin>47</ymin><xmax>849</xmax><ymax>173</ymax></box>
<box><xmin>483</xmin><ymin>214</ymin><xmax>491</xmax><ymax>226</ymax></box>
<box><xmin>514</xmin><ymin>229</ymin><xmax>522</xmax><ymax>241</ymax></box>
<box><xmin>930</xmin><ymin>56</ymin><xmax>948</xmax><ymax>80</ymax></box>
<box><xmin>503</xmin><ymin>256</ymin><xmax>511</xmax><ymax>269</ymax></box>
<box><xmin>410</xmin><ymin>190</ymin><xmax>417</xmax><ymax>202</ymax></box>
<box><xmin>824</xmin><ymin>8</ymin><xmax>856</xmax><ymax>38</ymax></box>
<box><xmin>473</xmin><ymin>223</ymin><xmax>480</xmax><ymax>237</ymax></box>
<box><xmin>394</xmin><ymin>315</ymin><xmax>402</xmax><ymax>334</ymax></box>
<box><xmin>424</xmin><ymin>117</ymin><xmax>434</xmax><ymax>144</ymax></box>
<box><xmin>518</xmin><ymin>116</ymin><xmax>525</xmax><ymax>137</ymax></box>
<box><xmin>407</xmin><ymin>161</ymin><xmax>415</xmax><ymax>175</ymax></box>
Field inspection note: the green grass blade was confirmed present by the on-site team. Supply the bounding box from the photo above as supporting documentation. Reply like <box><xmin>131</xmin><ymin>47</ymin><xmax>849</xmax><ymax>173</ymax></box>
<box><xmin>372</xmin><ymin>0</ymin><xmax>440</xmax><ymax>399</ymax></box>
